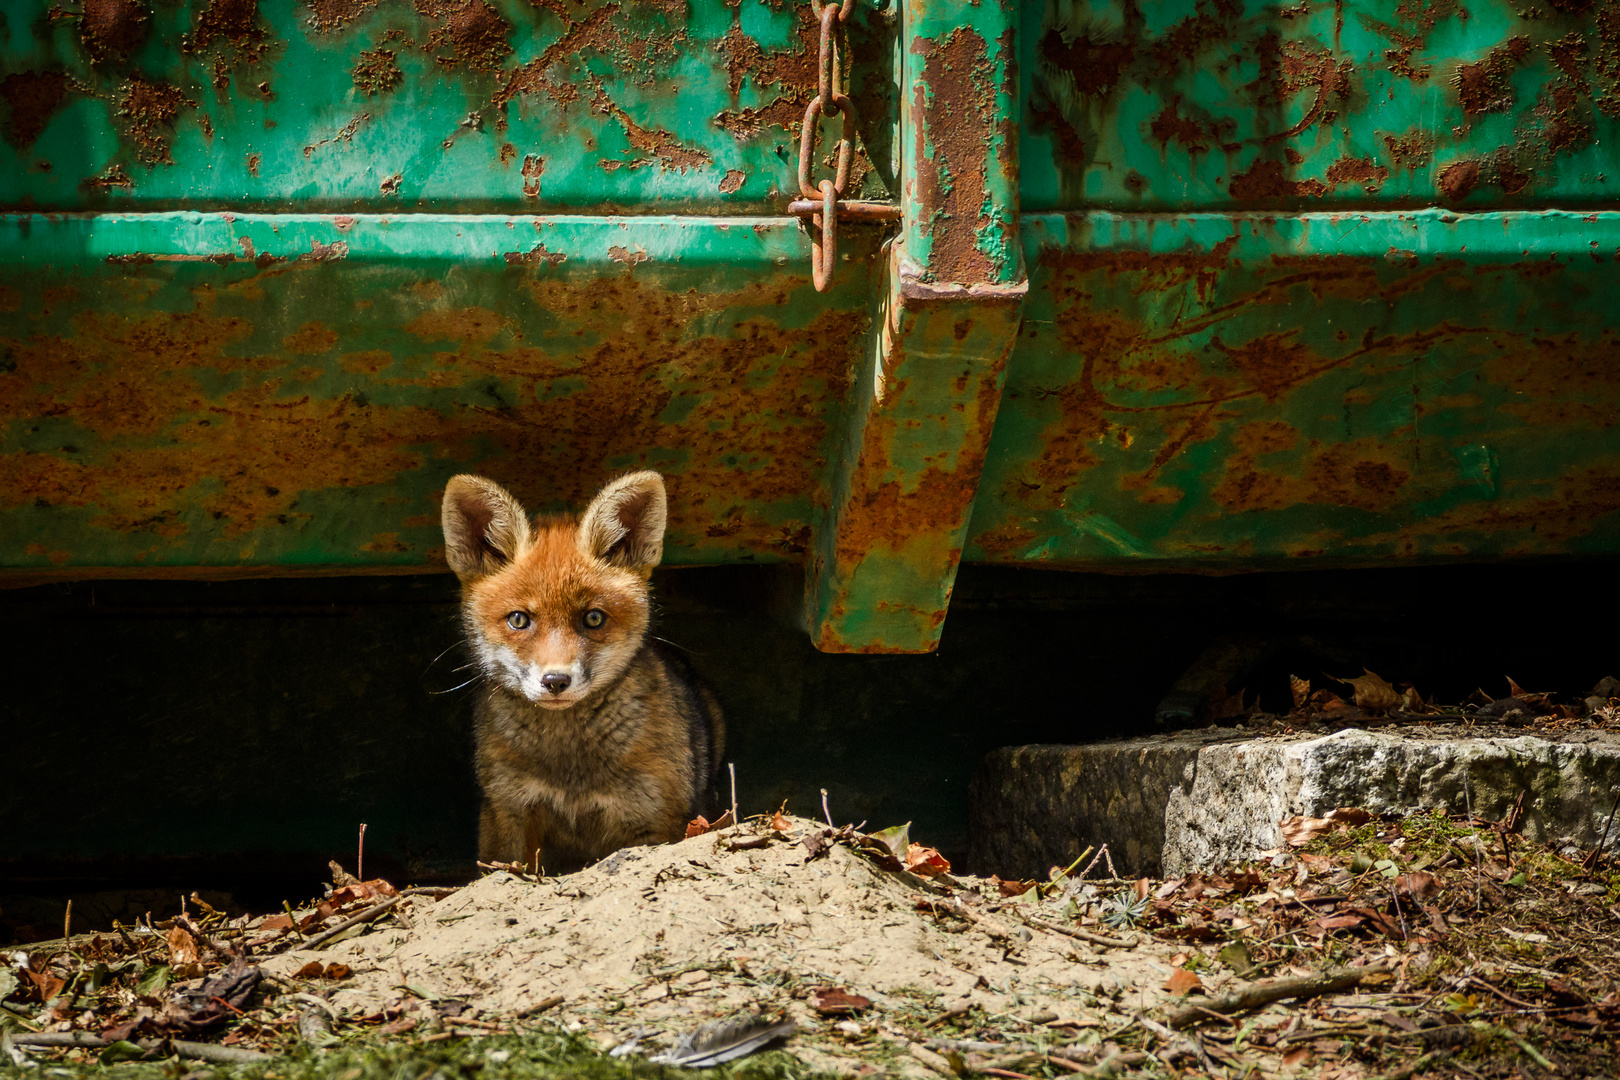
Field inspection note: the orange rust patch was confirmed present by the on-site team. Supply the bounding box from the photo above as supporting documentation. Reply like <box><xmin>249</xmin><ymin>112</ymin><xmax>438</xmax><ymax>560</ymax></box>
<box><xmin>521</xmin><ymin>154</ymin><xmax>544</xmax><ymax>197</ymax></box>
<box><xmin>1212</xmin><ymin>332</ymin><xmax>1320</xmax><ymax>402</ymax></box>
<box><xmin>81</xmin><ymin>0</ymin><xmax>150</xmax><ymax>64</ymax></box>
<box><xmin>304</xmin><ymin>0</ymin><xmax>382</xmax><ymax>32</ymax></box>
<box><xmin>1454</xmin><ymin>36</ymin><xmax>1530</xmax><ymax>117</ymax></box>
<box><xmin>420</xmin><ymin>0</ymin><xmax>512</xmax><ymax>72</ymax></box>
<box><xmin>1</xmin><ymin>72</ymin><xmax>74</xmax><ymax>149</ymax></box>
<box><xmin>718</xmin><ymin>169</ymin><xmax>746</xmax><ymax>195</ymax></box>
<box><xmin>405</xmin><ymin>307</ymin><xmax>508</xmax><ymax>344</ymax></box>
<box><xmin>116</xmin><ymin>78</ymin><xmax>195</xmax><ymax>165</ymax></box>
<box><xmin>1380</xmin><ymin>128</ymin><xmax>1435</xmax><ymax>171</ymax></box>
<box><xmin>338</xmin><ymin>349</ymin><xmax>393</xmax><ymax>374</ymax></box>
<box><xmin>910</xmin><ymin>26</ymin><xmax>997</xmax><ymax>283</ymax></box>
<box><xmin>1325</xmin><ymin>154</ymin><xmax>1389</xmax><ymax>192</ymax></box>
<box><xmin>282</xmin><ymin>323</ymin><xmax>339</xmax><ymax>354</ymax></box>
<box><xmin>1228</xmin><ymin>159</ymin><xmax>1326</xmax><ymax>200</ymax></box>
<box><xmin>1436</xmin><ymin>158</ymin><xmax>1478</xmax><ymax>201</ymax></box>
<box><xmin>352</xmin><ymin>47</ymin><xmax>403</xmax><ymax>96</ymax></box>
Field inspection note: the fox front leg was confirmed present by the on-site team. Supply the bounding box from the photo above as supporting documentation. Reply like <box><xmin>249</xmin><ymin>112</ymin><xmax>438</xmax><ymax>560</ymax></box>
<box><xmin>478</xmin><ymin>799</ymin><xmax>547</xmax><ymax>871</ymax></box>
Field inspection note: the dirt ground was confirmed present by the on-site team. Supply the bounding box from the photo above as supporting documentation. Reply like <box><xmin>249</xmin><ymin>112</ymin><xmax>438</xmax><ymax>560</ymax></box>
<box><xmin>260</xmin><ymin>817</ymin><xmax>1188</xmax><ymax>1076</ymax></box>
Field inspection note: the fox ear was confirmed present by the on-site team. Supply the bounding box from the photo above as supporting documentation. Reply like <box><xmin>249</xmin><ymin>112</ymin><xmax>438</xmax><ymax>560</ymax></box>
<box><xmin>442</xmin><ymin>475</ymin><xmax>531</xmax><ymax>582</ymax></box>
<box><xmin>578</xmin><ymin>471</ymin><xmax>667</xmax><ymax>574</ymax></box>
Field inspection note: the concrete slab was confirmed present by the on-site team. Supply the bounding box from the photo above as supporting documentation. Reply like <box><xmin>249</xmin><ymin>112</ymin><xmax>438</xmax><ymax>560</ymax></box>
<box><xmin>968</xmin><ymin>723</ymin><xmax>1620</xmax><ymax>878</ymax></box>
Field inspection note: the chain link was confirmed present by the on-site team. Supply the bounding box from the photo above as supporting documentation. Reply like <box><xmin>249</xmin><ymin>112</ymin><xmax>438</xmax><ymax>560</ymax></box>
<box><xmin>796</xmin><ymin>1</ymin><xmax>857</xmax><ymax>292</ymax></box>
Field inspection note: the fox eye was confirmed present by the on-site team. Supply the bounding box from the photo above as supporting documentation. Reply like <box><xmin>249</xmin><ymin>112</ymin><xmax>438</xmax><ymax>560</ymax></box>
<box><xmin>506</xmin><ymin>611</ymin><xmax>531</xmax><ymax>630</ymax></box>
<box><xmin>582</xmin><ymin>608</ymin><xmax>607</xmax><ymax>630</ymax></box>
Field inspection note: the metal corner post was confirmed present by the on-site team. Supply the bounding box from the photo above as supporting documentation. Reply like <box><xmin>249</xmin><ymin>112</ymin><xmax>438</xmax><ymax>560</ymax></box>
<box><xmin>807</xmin><ymin>0</ymin><xmax>1028</xmax><ymax>653</ymax></box>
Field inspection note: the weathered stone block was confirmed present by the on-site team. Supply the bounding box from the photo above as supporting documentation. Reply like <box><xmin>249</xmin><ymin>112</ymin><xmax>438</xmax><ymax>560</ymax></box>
<box><xmin>969</xmin><ymin>727</ymin><xmax>1620</xmax><ymax>878</ymax></box>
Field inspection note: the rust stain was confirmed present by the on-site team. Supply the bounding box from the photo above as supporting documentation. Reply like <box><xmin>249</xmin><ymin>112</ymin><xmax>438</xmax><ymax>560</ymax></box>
<box><xmin>1253</xmin><ymin>34</ymin><xmax>1352</xmax><ymax>143</ymax></box>
<box><xmin>498</xmin><ymin>142</ymin><xmax>516</xmax><ymax>165</ymax></box>
<box><xmin>1</xmin><ymin>72</ymin><xmax>74</xmax><ymax>149</ymax></box>
<box><xmin>1039</xmin><ymin>25</ymin><xmax>1135</xmax><ymax>99</ymax></box>
<box><xmin>82</xmin><ymin>163</ymin><xmax>135</xmax><ymax>191</ymax></box>
<box><xmin>1380</xmin><ymin>128</ymin><xmax>1435</xmax><ymax>171</ymax></box>
<box><xmin>1533</xmin><ymin>82</ymin><xmax>1594</xmax><ymax>154</ymax></box>
<box><xmin>116</xmin><ymin>78</ymin><xmax>196</xmax><ymax>165</ymax></box>
<box><xmin>303</xmin><ymin>0</ymin><xmax>382</xmax><ymax>33</ymax></box>
<box><xmin>304</xmin><ymin>0</ymin><xmax>382</xmax><ymax>32</ymax></box>
<box><xmin>1325</xmin><ymin>154</ymin><xmax>1389</xmax><ymax>193</ymax></box>
<box><xmin>503</xmin><ymin>244</ymin><xmax>567</xmax><ymax>267</ymax></box>
<box><xmin>1211</xmin><ymin>331</ymin><xmax>1317</xmax><ymax>402</ymax></box>
<box><xmin>1436</xmin><ymin>158</ymin><xmax>1478</xmax><ymax>201</ymax></box>
<box><xmin>81</xmin><ymin>0</ymin><xmax>150</xmax><ymax>65</ymax></box>
<box><xmin>718</xmin><ymin>168</ymin><xmax>745</xmax><ymax>194</ymax></box>
<box><xmin>521</xmin><ymin>153</ymin><xmax>544</xmax><ymax>197</ymax></box>
<box><xmin>607</xmin><ymin>244</ymin><xmax>649</xmax><ymax>266</ymax></box>
<box><xmin>1149</xmin><ymin>96</ymin><xmax>1232</xmax><ymax>156</ymax></box>
<box><xmin>379</xmin><ymin>172</ymin><xmax>402</xmax><ymax>194</ymax></box>
<box><xmin>712</xmin><ymin>13</ymin><xmax>817</xmax><ymax>138</ymax></box>
<box><xmin>187</xmin><ymin>0</ymin><xmax>270</xmax><ymax>63</ymax></box>
<box><xmin>282</xmin><ymin>323</ymin><xmax>338</xmax><ymax>354</ymax></box>
<box><xmin>1228</xmin><ymin>159</ymin><xmax>1326</xmax><ymax>200</ymax></box>
<box><xmin>351</xmin><ymin>47</ymin><xmax>403</xmax><ymax>96</ymax></box>
<box><xmin>301</xmin><ymin>240</ymin><xmax>349</xmax><ymax>262</ymax></box>
<box><xmin>495</xmin><ymin>7</ymin><xmax>621</xmax><ymax>110</ymax></box>
<box><xmin>246</xmin><ymin>152</ymin><xmax>260</xmax><ymax>176</ymax></box>
<box><xmin>1357</xmin><ymin>0</ymin><xmax>1462</xmax><ymax>82</ymax></box>
<box><xmin>419</xmin><ymin>0</ymin><xmax>513</xmax><ymax>72</ymax></box>
<box><xmin>1454</xmin><ymin>36</ymin><xmax>1531</xmax><ymax>117</ymax></box>
<box><xmin>592</xmin><ymin>85</ymin><xmax>712</xmax><ymax>173</ymax></box>
<box><xmin>911</xmin><ymin>27</ymin><xmax>997</xmax><ymax>283</ymax></box>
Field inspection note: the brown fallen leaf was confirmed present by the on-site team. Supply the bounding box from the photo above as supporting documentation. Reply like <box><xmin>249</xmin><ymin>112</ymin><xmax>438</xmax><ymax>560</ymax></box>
<box><xmin>1289</xmin><ymin>675</ymin><xmax>1311</xmax><ymax>710</ymax></box>
<box><xmin>1332</xmin><ymin>668</ymin><xmax>1400</xmax><ymax>713</ymax></box>
<box><xmin>295</xmin><ymin>960</ymin><xmax>325</xmax><ymax>979</ymax></box>
<box><xmin>1164</xmin><ymin>968</ymin><xmax>1204</xmax><ymax>996</ymax></box>
<box><xmin>20</xmin><ymin>968</ymin><xmax>65</xmax><ymax>1003</ymax></box>
<box><xmin>770</xmin><ymin>811</ymin><xmax>792</xmax><ymax>832</ymax></box>
<box><xmin>260</xmin><ymin>913</ymin><xmax>294</xmax><ymax>932</ymax></box>
<box><xmin>1207</xmin><ymin>686</ymin><xmax>1249</xmax><ymax>721</ymax></box>
<box><xmin>810</xmin><ymin>987</ymin><xmax>872</xmax><ymax>1014</ymax></box>
<box><xmin>379</xmin><ymin>1015</ymin><xmax>417</xmax><ymax>1036</ymax></box>
<box><xmin>992</xmin><ymin>875</ymin><xmax>1037</xmax><ymax>897</ymax></box>
<box><xmin>1393</xmin><ymin>871</ymin><xmax>1441</xmax><ymax>901</ymax></box>
<box><xmin>166</xmin><ymin>925</ymin><xmax>200</xmax><ymax>969</ymax></box>
<box><xmin>1279</xmin><ymin>807</ymin><xmax>1373</xmax><ymax>847</ymax></box>
<box><xmin>904</xmin><ymin>842</ymin><xmax>950</xmax><ymax>877</ymax></box>
<box><xmin>324</xmin><ymin>963</ymin><xmax>352</xmax><ymax>980</ymax></box>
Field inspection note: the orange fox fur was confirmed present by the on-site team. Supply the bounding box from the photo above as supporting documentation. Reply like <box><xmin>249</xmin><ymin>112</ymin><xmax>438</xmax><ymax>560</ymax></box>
<box><xmin>441</xmin><ymin>471</ymin><xmax>724</xmax><ymax>872</ymax></box>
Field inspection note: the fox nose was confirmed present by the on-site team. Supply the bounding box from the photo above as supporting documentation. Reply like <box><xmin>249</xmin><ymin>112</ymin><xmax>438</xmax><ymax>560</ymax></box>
<box><xmin>540</xmin><ymin>672</ymin><xmax>572</xmax><ymax>694</ymax></box>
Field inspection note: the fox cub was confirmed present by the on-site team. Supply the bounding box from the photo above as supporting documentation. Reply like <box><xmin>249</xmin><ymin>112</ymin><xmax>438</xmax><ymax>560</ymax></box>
<box><xmin>441</xmin><ymin>471</ymin><xmax>724</xmax><ymax>872</ymax></box>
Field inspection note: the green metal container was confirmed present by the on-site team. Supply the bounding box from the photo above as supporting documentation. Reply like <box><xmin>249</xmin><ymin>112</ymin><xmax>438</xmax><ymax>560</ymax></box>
<box><xmin>3</xmin><ymin>0</ymin><xmax>1617</xmax><ymax>652</ymax></box>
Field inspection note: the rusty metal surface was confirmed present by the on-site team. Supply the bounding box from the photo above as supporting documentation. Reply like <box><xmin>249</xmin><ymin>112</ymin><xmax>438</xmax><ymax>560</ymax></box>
<box><xmin>0</xmin><ymin>213</ymin><xmax>878</xmax><ymax>577</ymax></box>
<box><xmin>966</xmin><ymin>209</ymin><xmax>1620</xmax><ymax>569</ymax></box>
<box><xmin>1024</xmin><ymin>0</ymin><xmax>1620</xmax><ymax>209</ymax></box>
<box><xmin>806</xmin><ymin>0</ymin><xmax>1027</xmax><ymax>653</ymax></box>
<box><xmin>0</xmin><ymin>0</ymin><xmax>898</xmax><ymax>212</ymax></box>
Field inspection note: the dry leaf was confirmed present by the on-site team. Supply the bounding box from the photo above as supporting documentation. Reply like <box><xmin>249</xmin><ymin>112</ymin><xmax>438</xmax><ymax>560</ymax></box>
<box><xmin>770</xmin><ymin>811</ymin><xmax>791</xmax><ymax>832</ymax></box>
<box><xmin>323</xmin><ymin>963</ymin><xmax>352</xmax><ymax>980</ymax></box>
<box><xmin>1290</xmin><ymin>675</ymin><xmax>1310</xmax><ymax>710</ymax></box>
<box><xmin>992</xmin><ymin>875</ymin><xmax>1036</xmax><ymax>897</ymax></box>
<box><xmin>1393</xmin><ymin>871</ymin><xmax>1441</xmax><ymax>901</ymax></box>
<box><xmin>809</xmin><ymin>987</ymin><xmax>872</xmax><ymax>1014</ymax></box>
<box><xmin>685</xmin><ymin>815</ymin><xmax>714</xmax><ymax>838</ymax></box>
<box><xmin>166</xmin><ymin>926</ymin><xmax>199</xmax><ymax>967</ymax></box>
<box><xmin>1163</xmin><ymin>968</ymin><xmax>1203</xmax><ymax>996</ymax></box>
<box><xmin>1280</xmin><ymin>807</ymin><xmax>1372</xmax><ymax>846</ymax></box>
<box><xmin>1208</xmin><ymin>686</ymin><xmax>1248</xmax><ymax>721</ymax></box>
<box><xmin>1333</xmin><ymin>668</ymin><xmax>1400</xmax><ymax>712</ymax></box>
<box><xmin>904</xmin><ymin>843</ymin><xmax>951</xmax><ymax>877</ymax></box>
<box><xmin>260</xmin><ymin>913</ymin><xmax>294</xmax><ymax>931</ymax></box>
<box><xmin>294</xmin><ymin>960</ymin><xmax>325</xmax><ymax>979</ymax></box>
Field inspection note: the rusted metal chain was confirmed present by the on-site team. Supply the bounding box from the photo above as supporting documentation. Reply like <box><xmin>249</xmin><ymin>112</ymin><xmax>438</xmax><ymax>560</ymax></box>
<box><xmin>794</xmin><ymin>1</ymin><xmax>887</xmax><ymax>292</ymax></box>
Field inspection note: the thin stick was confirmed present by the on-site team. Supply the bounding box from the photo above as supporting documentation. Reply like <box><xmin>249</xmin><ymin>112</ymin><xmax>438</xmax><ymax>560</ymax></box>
<box><xmin>821</xmin><ymin>787</ymin><xmax>833</xmax><ymax>826</ymax></box>
<box><xmin>1166</xmin><ymin>963</ymin><xmax>1393</xmax><ymax>1029</ymax></box>
<box><xmin>1016</xmin><ymin>910</ymin><xmax>1139</xmax><ymax>950</ymax></box>
<box><xmin>62</xmin><ymin>900</ymin><xmax>72</xmax><ymax>943</ymax></box>
<box><xmin>728</xmin><ymin>762</ymin><xmax>738</xmax><ymax>832</ymax></box>
<box><xmin>358</xmin><ymin>823</ymin><xmax>367</xmax><ymax>882</ymax></box>
<box><xmin>1586</xmin><ymin>787</ymin><xmax>1620</xmax><ymax>870</ymax></box>
<box><xmin>294</xmin><ymin>886</ymin><xmax>452</xmax><ymax>952</ymax></box>
<box><xmin>12</xmin><ymin>1032</ymin><xmax>271</xmax><ymax>1064</ymax></box>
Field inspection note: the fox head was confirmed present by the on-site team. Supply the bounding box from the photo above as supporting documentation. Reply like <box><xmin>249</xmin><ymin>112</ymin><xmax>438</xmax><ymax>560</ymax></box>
<box><xmin>441</xmin><ymin>471</ymin><xmax>667</xmax><ymax>710</ymax></box>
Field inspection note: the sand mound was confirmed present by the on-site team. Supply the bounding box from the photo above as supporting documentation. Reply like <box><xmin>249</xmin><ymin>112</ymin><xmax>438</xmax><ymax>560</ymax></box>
<box><xmin>263</xmin><ymin>816</ymin><xmax>1180</xmax><ymax>1073</ymax></box>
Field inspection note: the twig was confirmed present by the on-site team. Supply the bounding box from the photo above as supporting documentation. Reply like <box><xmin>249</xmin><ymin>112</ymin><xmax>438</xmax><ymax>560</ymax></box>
<box><xmin>514</xmin><ymin>994</ymin><xmax>564</xmax><ymax>1018</ymax></box>
<box><xmin>294</xmin><ymin>886</ymin><xmax>451</xmax><ymax>952</ymax></box>
<box><xmin>1585</xmin><ymin>787</ymin><xmax>1620</xmax><ymax>871</ymax></box>
<box><xmin>1016</xmin><ymin>910</ymin><xmax>1139</xmax><ymax>949</ymax></box>
<box><xmin>1473</xmin><ymin>1021</ymin><xmax>1554</xmax><ymax>1071</ymax></box>
<box><xmin>821</xmin><ymin>788</ymin><xmax>833</xmax><ymax>826</ymax></box>
<box><xmin>63</xmin><ymin>899</ymin><xmax>72</xmax><ymax>942</ymax></box>
<box><xmin>728</xmin><ymin>762</ymin><xmax>739</xmax><ymax>833</ymax></box>
<box><xmin>358</xmin><ymin>823</ymin><xmax>367</xmax><ymax>883</ymax></box>
<box><xmin>12</xmin><ymin>1032</ymin><xmax>271</xmax><ymax>1064</ymax></box>
<box><xmin>1166</xmin><ymin>963</ymin><xmax>1393</xmax><ymax>1029</ymax></box>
